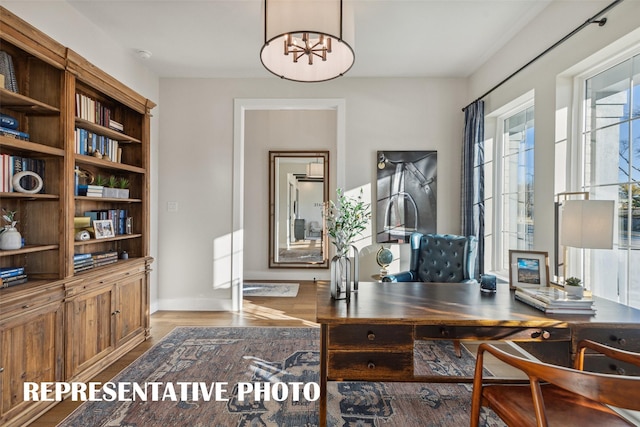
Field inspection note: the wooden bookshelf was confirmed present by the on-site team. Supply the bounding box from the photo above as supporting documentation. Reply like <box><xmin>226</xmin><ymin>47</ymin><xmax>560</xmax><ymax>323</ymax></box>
<box><xmin>0</xmin><ymin>7</ymin><xmax>155</xmax><ymax>426</ymax></box>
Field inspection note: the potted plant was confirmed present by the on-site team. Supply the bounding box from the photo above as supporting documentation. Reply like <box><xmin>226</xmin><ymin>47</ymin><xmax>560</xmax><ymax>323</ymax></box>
<box><xmin>325</xmin><ymin>188</ymin><xmax>371</xmax><ymax>257</ymax></box>
<box><xmin>102</xmin><ymin>175</ymin><xmax>119</xmax><ymax>198</ymax></box>
<box><xmin>116</xmin><ymin>177</ymin><xmax>130</xmax><ymax>199</ymax></box>
<box><xmin>564</xmin><ymin>276</ymin><xmax>584</xmax><ymax>298</ymax></box>
<box><xmin>0</xmin><ymin>209</ymin><xmax>22</xmax><ymax>250</ymax></box>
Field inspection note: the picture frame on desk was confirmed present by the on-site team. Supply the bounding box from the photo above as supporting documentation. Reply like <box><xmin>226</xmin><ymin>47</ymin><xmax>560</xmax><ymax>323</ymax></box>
<box><xmin>509</xmin><ymin>250</ymin><xmax>550</xmax><ymax>289</ymax></box>
<box><xmin>93</xmin><ymin>219</ymin><xmax>115</xmax><ymax>239</ymax></box>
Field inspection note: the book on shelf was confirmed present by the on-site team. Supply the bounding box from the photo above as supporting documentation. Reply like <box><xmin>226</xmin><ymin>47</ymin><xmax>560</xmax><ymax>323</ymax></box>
<box><xmin>0</xmin><ymin>266</ymin><xmax>25</xmax><ymax>278</ymax></box>
<box><xmin>0</xmin><ymin>113</ymin><xmax>18</xmax><ymax>130</ymax></box>
<box><xmin>109</xmin><ymin>119</ymin><xmax>124</xmax><ymax>132</ymax></box>
<box><xmin>77</xmin><ymin>184</ymin><xmax>103</xmax><ymax>197</ymax></box>
<box><xmin>0</xmin><ymin>125</ymin><xmax>29</xmax><ymax>140</ymax></box>
<box><xmin>74</xmin><ymin>127</ymin><xmax>120</xmax><ymax>161</ymax></box>
<box><xmin>1</xmin><ymin>274</ymin><xmax>28</xmax><ymax>288</ymax></box>
<box><xmin>515</xmin><ymin>286</ymin><xmax>595</xmax><ymax>315</ymax></box>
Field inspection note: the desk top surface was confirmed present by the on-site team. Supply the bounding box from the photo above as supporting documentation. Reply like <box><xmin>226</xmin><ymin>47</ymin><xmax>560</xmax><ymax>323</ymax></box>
<box><xmin>316</xmin><ymin>281</ymin><xmax>640</xmax><ymax>327</ymax></box>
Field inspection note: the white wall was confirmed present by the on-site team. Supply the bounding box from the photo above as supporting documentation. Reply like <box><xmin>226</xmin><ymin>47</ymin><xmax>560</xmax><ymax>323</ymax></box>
<box><xmin>158</xmin><ymin>78</ymin><xmax>467</xmax><ymax>309</ymax></box>
<box><xmin>468</xmin><ymin>0</ymin><xmax>640</xmax><ymax>271</ymax></box>
<box><xmin>2</xmin><ymin>2</ymin><xmax>162</xmax><ymax>310</ymax></box>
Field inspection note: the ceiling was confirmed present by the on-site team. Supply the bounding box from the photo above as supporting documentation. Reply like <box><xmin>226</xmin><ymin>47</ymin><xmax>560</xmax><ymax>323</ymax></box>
<box><xmin>65</xmin><ymin>0</ymin><xmax>559</xmax><ymax>79</ymax></box>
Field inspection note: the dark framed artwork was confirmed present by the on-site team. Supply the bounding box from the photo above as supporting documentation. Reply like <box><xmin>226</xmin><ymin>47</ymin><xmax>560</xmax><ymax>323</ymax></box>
<box><xmin>376</xmin><ymin>151</ymin><xmax>437</xmax><ymax>243</ymax></box>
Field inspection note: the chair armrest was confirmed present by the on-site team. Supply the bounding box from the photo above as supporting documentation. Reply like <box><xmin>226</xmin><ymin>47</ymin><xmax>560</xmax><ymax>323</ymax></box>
<box><xmin>575</xmin><ymin>339</ymin><xmax>640</xmax><ymax>370</ymax></box>
<box><xmin>382</xmin><ymin>271</ymin><xmax>415</xmax><ymax>282</ymax></box>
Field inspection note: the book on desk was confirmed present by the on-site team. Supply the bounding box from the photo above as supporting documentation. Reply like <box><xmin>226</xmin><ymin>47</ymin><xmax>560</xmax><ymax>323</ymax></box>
<box><xmin>515</xmin><ymin>286</ymin><xmax>596</xmax><ymax>315</ymax></box>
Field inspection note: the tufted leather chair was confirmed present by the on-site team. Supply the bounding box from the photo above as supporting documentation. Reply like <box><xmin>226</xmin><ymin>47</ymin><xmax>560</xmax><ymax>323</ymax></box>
<box><xmin>383</xmin><ymin>232</ymin><xmax>478</xmax><ymax>283</ymax></box>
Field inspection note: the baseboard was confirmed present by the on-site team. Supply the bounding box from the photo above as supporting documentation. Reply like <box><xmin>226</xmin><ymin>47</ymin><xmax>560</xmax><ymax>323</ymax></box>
<box><xmin>157</xmin><ymin>297</ymin><xmax>233</xmax><ymax>311</ymax></box>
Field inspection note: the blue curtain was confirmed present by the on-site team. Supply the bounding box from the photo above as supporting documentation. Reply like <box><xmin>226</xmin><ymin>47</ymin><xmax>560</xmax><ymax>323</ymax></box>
<box><xmin>461</xmin><ymin>100</ymin><xmax>485</xmax><ymax>276</ymax></box>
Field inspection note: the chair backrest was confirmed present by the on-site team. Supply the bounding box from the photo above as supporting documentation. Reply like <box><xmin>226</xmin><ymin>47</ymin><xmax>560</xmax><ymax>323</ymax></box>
<box><xmin>408</xmin><ymin>232</ymin><xmax>477</xmax><ymax>282</ymax></box>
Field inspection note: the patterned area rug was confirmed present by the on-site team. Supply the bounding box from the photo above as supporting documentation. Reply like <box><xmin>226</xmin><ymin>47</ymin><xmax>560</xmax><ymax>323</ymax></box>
<box><xmin>59</xmin><ymin>327</ymin><xmax>505</xmax><ymax>427</ymax></box>
<box><xmin>243</xmin><ymin>282</ymin><xmax>300</xmax><ymax>297</ymax></box>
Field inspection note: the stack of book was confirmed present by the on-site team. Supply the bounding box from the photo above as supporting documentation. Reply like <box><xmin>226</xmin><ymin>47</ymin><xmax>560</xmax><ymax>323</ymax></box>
<box><xmin>73</xmin><ymin>253</ymin><xmax>94</xmax><ymax>273</ymax></box>
<box><xmin>77</xmin><ymin>184</ymin><xmax>103</xmax><ymax>197</ymax></box>
<box><xmin>73</xmin><ymin>251</ymin><xmax>120</xmax><ymax>274</ymax></box>
<box><xmin>515</xmin><ymin>286</ymin><xmax>595</xmax><ymax>315</ymax></box>
<box><xmin>0</xmin><ymin>266</ymin><xmax>27</xmax><ymax>288</ymax></box>
<box><xmin>92</xmin><ymin>251</ymin><xmax>118</xmax><ymax>268</ymax></box>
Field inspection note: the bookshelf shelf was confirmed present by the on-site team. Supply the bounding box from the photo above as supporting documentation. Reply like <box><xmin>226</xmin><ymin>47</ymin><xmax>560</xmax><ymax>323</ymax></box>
<box><xmin>0</xmin><ymin>192</ymin><xmax>59</xmax><ymax>200</ymax></box>
<box><xmin>74</xmin><ymin>154</ymin><xmax>146</xmax><ymax>174</ymax></box>
<box><xmin>75</xmin><ymin>117</ymin><xmax>141</xmax><ymax>143</ymax></box>
<box><xmin>0</xmin><ymin>244</ymin><xmax>59</xmax><ymax>257</ymax></box>
<box><xmin>0</xmin><ymin>136</ymin><xmax>65</xmax><ymax>156</ymax></box>
<box><xmin>73</xmin><ymin>234</ymin><xmax>142</xmax><ymax>247</ymax></box>
<box><xmin>0</xmin><ymin>87</ymin><xmax>60</xmax><ymax>115</ymax></box>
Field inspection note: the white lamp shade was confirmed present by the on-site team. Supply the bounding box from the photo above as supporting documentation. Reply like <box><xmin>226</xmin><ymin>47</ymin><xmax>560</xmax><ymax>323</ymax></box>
<box><xmin>261</xmin><ymin>0</ymin><xmax>355</xmax><ymax>82</ymax></box>
<box><xmin>560</xmin><ymin>199</ymin><xmax>614</xmax><ymax>249</ymax></box>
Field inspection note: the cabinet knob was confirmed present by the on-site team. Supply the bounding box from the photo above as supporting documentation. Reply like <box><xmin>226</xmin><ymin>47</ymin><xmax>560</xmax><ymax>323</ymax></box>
<box><xmin>440</xmin><ymin>327</ymin><xmax>450</xmax><ymax>337</ymax></box>
<box><xmin>367</xmin><ymin>361</ymin><xmax>376</xmax><ymax>370</ymax></box>
<box><xmin>22</xmin><ymin>304</ymin><xmax>30</xmax><ymax>309</ymax></box>
<box><xmin>0</xmin><ymin>367</ymin><xmax>4</xmax><ymax>373</ymax></box>
<box><xmin>616</xmin><ymin>366</ymin><xmax>626</xmax><ymax>375</ymax></box>
<box><xmin>367</xmin><ymin>332</ymin><xmax>376</xmax><ymax>341</ymax></box>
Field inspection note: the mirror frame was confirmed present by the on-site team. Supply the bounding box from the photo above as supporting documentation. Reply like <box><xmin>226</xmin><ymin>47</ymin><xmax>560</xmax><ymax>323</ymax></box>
<box><xmin>269</xmin><ymin>150</ymin><xmax>330</xmax><ymax>269</ymax></box>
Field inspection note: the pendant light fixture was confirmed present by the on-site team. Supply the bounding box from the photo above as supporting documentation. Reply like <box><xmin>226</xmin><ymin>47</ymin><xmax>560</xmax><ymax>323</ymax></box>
<box><xmin>260</xmin><ymin>0</ymin><xmax>355</xmax><ymax>82</ymax></box>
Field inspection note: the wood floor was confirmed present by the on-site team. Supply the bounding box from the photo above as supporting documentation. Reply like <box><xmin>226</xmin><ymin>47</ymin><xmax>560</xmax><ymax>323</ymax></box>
<box><xmin>31</xmin><ymin>280</ymin><xmax>319</xmax><ymax>427</ymax></box>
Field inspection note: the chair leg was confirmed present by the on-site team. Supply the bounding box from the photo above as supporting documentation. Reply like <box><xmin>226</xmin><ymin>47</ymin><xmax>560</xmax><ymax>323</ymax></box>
<box><xmin>454</xmin><ymin>339</ymin><xmax>462</xmax><ymax>358</ymax></box>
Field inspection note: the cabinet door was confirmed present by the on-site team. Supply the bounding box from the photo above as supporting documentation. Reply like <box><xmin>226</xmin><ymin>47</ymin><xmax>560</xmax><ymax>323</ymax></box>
<box><xmin>115</xmin><ymin>273</ymin><xmax>146</xmax><ymax>346</ymax></box>
<box><xmin>0</xmin><ymin>301</ymin><xmax>64</xmax><ymax>423</ymax></box>
<box><xmin>65</xmin><ymin>284</ymin><xmax>115</xmax><ymax>380</ymax></box>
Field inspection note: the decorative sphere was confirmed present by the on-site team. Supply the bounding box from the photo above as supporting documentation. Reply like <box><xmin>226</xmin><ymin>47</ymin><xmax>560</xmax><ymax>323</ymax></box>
<box><xmin>376</xmin><ymin>247</ymin><xmax>393</xmax><ymax>267</ymax></box>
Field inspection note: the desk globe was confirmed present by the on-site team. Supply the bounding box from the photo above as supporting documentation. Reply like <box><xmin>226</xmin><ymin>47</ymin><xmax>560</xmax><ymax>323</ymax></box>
<box><xmin>376</xmin><ymin>246</ymin><xmax>393</xmax><ymax>278</ymax></box>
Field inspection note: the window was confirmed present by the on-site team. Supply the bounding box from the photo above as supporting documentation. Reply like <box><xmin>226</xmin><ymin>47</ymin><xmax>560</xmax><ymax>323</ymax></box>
<box><xmin>495</xmin><ymin>104</ymin><xmax>535</xmax><ymax>273</ymax></box>
<box><xmin>582</xmin><ymin>53</ymin><xmax>640</xmax><ymax>308</ymax></box>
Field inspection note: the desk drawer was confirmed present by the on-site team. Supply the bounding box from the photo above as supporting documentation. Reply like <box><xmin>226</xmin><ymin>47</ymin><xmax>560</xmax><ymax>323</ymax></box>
<box><xmin>416</xmin><ymin>325</ymin><xmax>570</xmax><ymax>342</ymax></box>
<box><xmin>572</xmin><ymin>326</ymin><xmax>640</xmax><ymax>352</ymax></box>
<box><xmin>328</xmin><ymin>350</ymin><xmax>413</xmax><ymax>380</ymax></box>
<box><xmin>581</xmin><ymin>354</ymin><xmax>640</xmax><ymax>376</ymax></box>
<box><xmin>328</xmin><ymin>324</ymin><xmax>413</xmax><ymax>350</ymax></box>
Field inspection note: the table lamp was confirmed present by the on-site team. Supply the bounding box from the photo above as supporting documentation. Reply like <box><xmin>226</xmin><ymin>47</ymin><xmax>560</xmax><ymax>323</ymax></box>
<box><xmin>560</xmin><ymin>199</ymin><xmax>614</xmax><ymax>284</ymax></box>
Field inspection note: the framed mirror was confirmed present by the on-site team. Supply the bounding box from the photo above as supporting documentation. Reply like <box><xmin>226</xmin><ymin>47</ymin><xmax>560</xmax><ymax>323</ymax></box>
<box><xmin>269</xmin><ymin>151</ymin><xmax>329</xmax><ymax>268</ymax></box>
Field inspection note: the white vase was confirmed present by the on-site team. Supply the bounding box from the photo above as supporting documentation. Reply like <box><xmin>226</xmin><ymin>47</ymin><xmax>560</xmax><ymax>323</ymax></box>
<box><xmin>0</xmin><ymin>226</ymin><xmax>22</xmax><ymax>250</ymax></box>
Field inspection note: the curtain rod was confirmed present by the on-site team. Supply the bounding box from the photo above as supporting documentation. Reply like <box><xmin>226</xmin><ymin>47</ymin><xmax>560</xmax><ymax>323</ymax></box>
<box><xmin>462</xmin><ymin>0</ymin><xmax>624</xmax><ymax>112</ymax></box>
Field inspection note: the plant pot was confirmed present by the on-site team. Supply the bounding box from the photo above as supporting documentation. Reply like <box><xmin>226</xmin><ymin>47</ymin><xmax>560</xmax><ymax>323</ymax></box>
<box><xmin>0</xmin><ymin>226</ymin><xmax>22</xmax><ymax>250</ymax></box>
<box><xmin>564</xmin><ymin>285</ymin><xmax>584</xmax><ymax>299</ymax></box>
<box><xmin>102</xmin><ymin>187</ymin><xmax>119</xmax><ymax>198</ymax></box>
<box><xmin>116</xmin><ymin>188</ymin><xmax>130</xmax><ymax>199</ymax></box>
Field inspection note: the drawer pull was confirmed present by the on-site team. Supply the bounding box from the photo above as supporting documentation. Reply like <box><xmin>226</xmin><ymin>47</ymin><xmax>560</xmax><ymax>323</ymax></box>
<box><xmin>367</xmin><ymin>362</ymin><xmax>376</xmax><ymax>370</ymax></box>
<box><xmin>531</xmin><ymin>330</ymin><xmax>550</xmax><ymax>340</ymax></box>
<box><xmin>440</xmin><ymin>327</ymin><xmax>450</xmax><ymax>337</ymax></box>
<box><xmin>616</xmin><ymin>366</ymin><xmax>626</xmax><ymax>375</ymax></box>
<box><xmin>22</xmin><ymin>304</ymin><xmax>31</xmax><ymax>309</ymax></box>
<box><xmin>0</xmin><ymin>367</ymin><xmax>3</xmax><ymax>373</ymax></box>
<box><xmin>367</xmin><ymin>332</ymin><xmax>376</xmax><ymax>341</ymax></box>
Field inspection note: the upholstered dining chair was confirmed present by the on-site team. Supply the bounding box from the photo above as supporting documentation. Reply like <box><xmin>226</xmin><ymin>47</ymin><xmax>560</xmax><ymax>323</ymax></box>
<box><xmin>470</xmin><ymin>340</ymin><xmax>640</xmax><ymax>427</ymax></box>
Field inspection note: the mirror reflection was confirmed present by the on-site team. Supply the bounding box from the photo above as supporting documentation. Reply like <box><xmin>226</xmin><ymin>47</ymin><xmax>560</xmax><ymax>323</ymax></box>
<box><xmin>269</xmin><ymin>151</ymin><xmax>329</xmax><ymax>268</ymax></box>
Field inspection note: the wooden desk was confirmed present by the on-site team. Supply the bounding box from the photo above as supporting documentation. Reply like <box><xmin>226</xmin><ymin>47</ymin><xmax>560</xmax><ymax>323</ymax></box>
<box><xmin>316</xmin><ymin>281</ymin><xmax>640</xmax><ymax>426</ymax></box>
